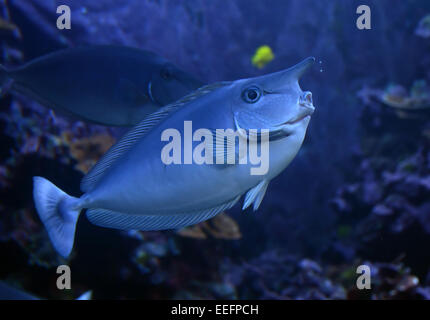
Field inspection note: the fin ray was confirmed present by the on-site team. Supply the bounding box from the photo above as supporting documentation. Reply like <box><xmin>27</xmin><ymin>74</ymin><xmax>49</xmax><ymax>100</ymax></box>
<box><xmin>33</xmin><ymin>177</ymin><xmax>81</xmax><ymax>258</ymax></box>
<box><xmin>81</xmin><ymin>82</ymin><xmax>230</xmax><ymax>193</ymax></box>
<box><xmin>86</xmin><ymin>195</ymin><xmax>240</xmax><ymax>230</ymax></box>
<box><xmin>81</xmin><ymin>104</ymin><xmax>180</xmax><ymax>192</ymax></box>
<box><xmin>207</xmin><ymin>128</ymin><xmax>248</xmax><ymax>165</ymax></box>
<box><xmin>242</xmin><ymin>179</ymin><xmax>269</xmax><ymax>211</ymax></box>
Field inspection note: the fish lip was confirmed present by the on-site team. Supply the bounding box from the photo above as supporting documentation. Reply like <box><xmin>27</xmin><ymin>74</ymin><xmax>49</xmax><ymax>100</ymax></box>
<box><xmin>285</xmin><ymin>113</ymin><xmax>311</xmax><ymax>125</ymax></box>
<box><xmin>276</xmin><ymin>106</ymin><xmax>314</xmax><ymax>127</ymax></box>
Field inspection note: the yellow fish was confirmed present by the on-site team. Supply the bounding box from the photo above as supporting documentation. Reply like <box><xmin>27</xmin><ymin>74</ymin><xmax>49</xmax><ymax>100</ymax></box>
<box><xmin>252</xmin><ymin>45</ymin><xmax>274</xmax><ymax>69</ymax></box>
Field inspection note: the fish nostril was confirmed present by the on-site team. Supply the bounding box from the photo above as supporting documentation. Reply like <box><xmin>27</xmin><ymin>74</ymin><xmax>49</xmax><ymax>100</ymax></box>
<box><xmin>304</xmin><ymin>92</ymin><xmax>312</xmax><ymax>104</ymax></box>
<box><xmin>300</xmin><ymin>92</ymin><xmax>313</xmax><ymax>106</ymax></box>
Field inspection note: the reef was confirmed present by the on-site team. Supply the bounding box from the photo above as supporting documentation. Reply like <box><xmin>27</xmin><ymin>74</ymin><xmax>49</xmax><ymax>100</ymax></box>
<box><xmin>0</xmin><ymin>96</ymin><xmax>117</xmax><ymax>266</ymax></box>
<box><xmin>358</xmin><ymin>81</ymin><xmax>430</xmax><ymax>111</ymax></box>
<box><xmin>324</xmin><ymin>80</ymin><xmax>430</xmax><ymax>299</ymax></box>
<box><xmin>416</xmin><ymin>14</ymin><xmax>430</xmax><ymax>38</ymax></box>
<box><xmin>1</xmin><ymin>0</ymin><xmax>430</xmax><ymax>300</ymax></box>
<box><xmin>177</xmin><ymin>212</ymin><xmax>242</xmax><ymax>240</ymax></box>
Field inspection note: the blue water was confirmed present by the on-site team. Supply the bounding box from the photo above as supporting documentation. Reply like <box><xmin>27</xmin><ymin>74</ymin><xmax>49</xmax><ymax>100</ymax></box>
<box><xmin>1</xmin><ymin>0</ymin><xmax>430</xmax><ymax>300</ymax></box>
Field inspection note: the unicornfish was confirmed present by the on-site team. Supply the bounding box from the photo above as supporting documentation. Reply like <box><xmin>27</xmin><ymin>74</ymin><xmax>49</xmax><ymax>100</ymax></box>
<box><xmin>0</xmin><ymin>45</ymin><xmax>203</xmax><ymax>126</ymax></box>
<box><xmin>33</xmin><ymin>57</ymin><xmax>316</xmax><ymax>258</ymax></box>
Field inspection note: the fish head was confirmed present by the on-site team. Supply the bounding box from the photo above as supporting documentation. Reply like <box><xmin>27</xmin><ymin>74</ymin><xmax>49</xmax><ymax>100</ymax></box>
<box><xmin>151</xmin><ymin>62</ymin><xmax>203</xmax><ymax>105</ymax></box>
<box><xmin>231</xmin><ymin>57</ymin><xmax>315</xmax><ymax>138</ymax></box>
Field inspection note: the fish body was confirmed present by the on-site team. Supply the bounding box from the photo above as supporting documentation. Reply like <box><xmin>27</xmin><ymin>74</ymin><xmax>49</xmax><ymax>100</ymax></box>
<box><xmin>0</xmin><ymin>45</ymin><xmax>203</xmax><ymax>126</ymax></box>
<box><xmin>33</xmin><ymin>57</ymin><xmax>316</xmax><ymax>258</ymax></box>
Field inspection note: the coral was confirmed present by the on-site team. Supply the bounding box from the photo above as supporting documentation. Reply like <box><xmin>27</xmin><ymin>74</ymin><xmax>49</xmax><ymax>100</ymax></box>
<box><xmin>177</xmin><ymin>212</ymin><xmax>242</xmax><ymax>240</ymax></box>
<box><xmin>176</xmin><ymin>224</ymin><xmax>207</xmax><ymax>239</ymax></box>
<box><xmin>0</xmin><ymin>92</ymin><xmax>120</xmax><ymax>270</ymax></box>
<box><xmin>173</xmin><ymin>281</ymin><xmax>237</xmax><ymax>299</ymax></box>
<box><xmin>220</xmin><ymin>250</ymin><xmax>346</xmax><ymax>300</ymax></box>
<box><xmin>358</xmin><ymin>81</ymin><xmax>430</xmax><ymax>111</ymax></box>
<box><xmin>1</xmin><ymin>0</ymin><xmax>430</xmax><ymax>300</ymax></box>
<box><xmin>346</xmin><ymin>261</ymin><xmax>430</xmax><ymax>300</ymax></box>
<box><xmin>129</xmin><ymin>231</ymin><xmax>180</xmax><ymax>286</ymax></box>
<box><xmin>329</xmin><ymin>83</ymin><xmax>430</xmax><ymax>285</ymax></box>
<box><xmin>65</xmin><ymin>133</ymin><xmax>116</xmax><ymax>174</ymax></box>
<box><xmin>415</xmin><ymin>14</ymin><xmax>430</xmax><ymax>38</ymax></box>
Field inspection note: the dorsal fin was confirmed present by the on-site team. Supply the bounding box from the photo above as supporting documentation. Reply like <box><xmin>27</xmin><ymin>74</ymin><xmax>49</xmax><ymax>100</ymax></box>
<box><xmin>80</xmin><ymin>104</ymin><xmax>180</xmax><ymax>193</ymax></box>
<box><xmin>174</xmin><ymin>81</ymin><xmax>230</xmax><ymax>104</ymax></box>
<box><xmin>80</xmin><ymin>81</ymin><xmax>230</xmax><ymax>193</ymax></box>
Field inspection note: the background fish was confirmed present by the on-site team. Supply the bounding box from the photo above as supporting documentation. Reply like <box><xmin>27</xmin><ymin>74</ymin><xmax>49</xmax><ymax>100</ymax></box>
<box><xmin>0</xmin><ymin>45</ymin><xmax>204</xmax><ymax>126</ymax></box>
<box><xmin>32</xmin><ymin>57</ymin><xmax>315</xmax><ymax>258</ymax></box>
<box><xmin>252</xmin><ymin>45</ymin><xmax>275</xmax><ymax>69</ymax></box>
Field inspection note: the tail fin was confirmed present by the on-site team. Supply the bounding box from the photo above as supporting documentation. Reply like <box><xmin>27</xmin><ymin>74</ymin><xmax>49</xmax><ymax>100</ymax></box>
<box><xmin>33</xmin><ymin>177</ymin><xmax>81</xmax><ymax>258</ymax></box>
<box><xmin>0</xmin><ymin>65</ymin><xmax>13</xmax><ymax>97</ymax></box>
<box><xmin>76</xmin><ymin>290</ymin><xmax>93</xmax><ymax>300</ymax></box>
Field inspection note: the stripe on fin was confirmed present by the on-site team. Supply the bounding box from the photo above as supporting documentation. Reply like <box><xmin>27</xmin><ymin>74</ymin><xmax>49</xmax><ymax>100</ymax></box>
<box><xmin>242</xmin><ymin>179</ymin><xmax>269</xmax><ymax>211</ymax></box>
<box><xmin>174</xmin><ymin>81</ymin><xmax>230</xmax><ymax>105</ymax></box>
<box><xmin>80</xmin><ymin>82</ymin><xmax>231</xmax><ymax>193</ymax></box>
<box><xmin>86</xmin><ymin>195</ymin><xmax>240</xmax><ymax>230</ymax></box>
<box><xmin>80</xmin><ymin>105</ymin><xmax>180</xmax><ymax>192</ymax></box>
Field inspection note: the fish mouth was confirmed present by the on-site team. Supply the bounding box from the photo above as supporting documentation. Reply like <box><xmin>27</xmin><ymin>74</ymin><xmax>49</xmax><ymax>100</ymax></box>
<box><xmin>273</xmin><ymin>112</ymin><xmax>311</xmax><ymax>128</ymax></box>
<box><xmin>276</xmin><ymin>105</ymin><xmax>314</xmax><ymax>127</ymax></box>
<box><xmin>281</xmin><ymin>91</ymin><xmax>315</xmax><ymax>125</ymax></box>
<box><xmin>283</xmin><ymin>113</ymin><xmax>312</xmax><ymax>125</ymax></box>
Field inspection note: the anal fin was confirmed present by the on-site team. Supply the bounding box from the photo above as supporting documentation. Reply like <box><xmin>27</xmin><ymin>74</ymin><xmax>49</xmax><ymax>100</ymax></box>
<box><xmin>86</xmin><ymin>195</ymin><xmax>240</xmax><ymax>231</ymax></box>
<box><xmin>242</xmin><ymin>179</ymin><xmax>269</xmax><ymax>211</ymax></box>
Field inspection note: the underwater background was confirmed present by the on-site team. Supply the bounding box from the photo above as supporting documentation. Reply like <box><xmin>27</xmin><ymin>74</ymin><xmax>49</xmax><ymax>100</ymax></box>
<box><xmin>1</xmin><ymin>0</ymin><xmax>430</xmax><ymax>299</ymax></box>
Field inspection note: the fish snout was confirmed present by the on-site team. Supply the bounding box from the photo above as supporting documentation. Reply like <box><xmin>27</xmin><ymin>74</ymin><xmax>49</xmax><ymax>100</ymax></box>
<box><xmin>280</xmin><ymin>92</ymin><xmax>315</xmax><ymax>126</ymax></box>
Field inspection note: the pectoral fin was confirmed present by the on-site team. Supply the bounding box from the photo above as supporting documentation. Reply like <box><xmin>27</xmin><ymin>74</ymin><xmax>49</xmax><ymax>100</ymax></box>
<box><xmin>207</xmin><ymin>129</ymin><xmax>247</xmax><ymax>166</ymax></box>
<box><xmin>242</xmin><ymin>179</ymin><xmax>270</xmax><ymax>211</ymax></box>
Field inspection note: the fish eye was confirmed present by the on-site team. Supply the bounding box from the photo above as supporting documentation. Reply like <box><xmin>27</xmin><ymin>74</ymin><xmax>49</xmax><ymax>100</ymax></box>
<box><xmin>242</xmin><ymin>86</ymin><xmax>261</xmax><ymax>103</ymax></box>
